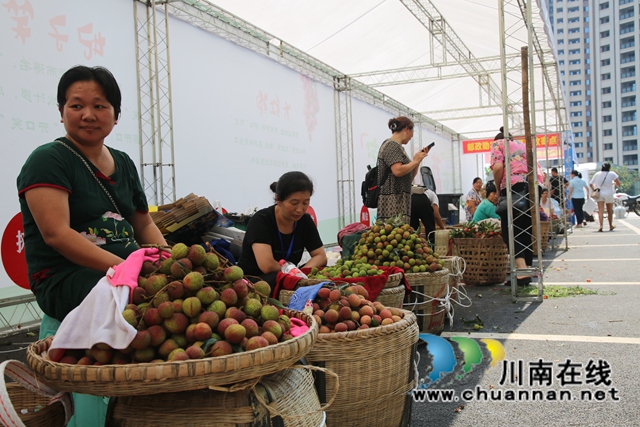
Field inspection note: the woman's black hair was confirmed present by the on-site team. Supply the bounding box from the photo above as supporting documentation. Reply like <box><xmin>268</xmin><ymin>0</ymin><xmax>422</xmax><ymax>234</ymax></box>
<box><xmin>271</xmin><ymin>171</ymin><xmax>314</xmax><ymax>202</ymax></box>
<box><xmin>473</xmin><ymin>177</ymin><xmax>482</xmax><ymax>184</ymax></box>
<box><xmin>571</xmin><ymin>170</ymin><xmax>579</xmax><ymax>176</ymax></box>
<box><xmin>57</xmin><ymin>65</ymin><xmax>122</xmax><ymax>120</ymax></box>
<box><xmin>494</xmin><ymin>125</ymin><xmax>514</xmax><ymax>141</ymax></box>
<box><xmin>601</xmin><ymin>162</ymin><xmax>611</xmax><ymax>172</ymax></box>
<box><xmin>484</xmin><ymin>182</ymin><xmax>497</xmax><ymax>197</ymax></box>
<box><xmin>388</xmin><ymin>116</ymin><xmax>414</xmax><ymax>133</ymax></box>
<box><xmin>539</xmin><ymin>187</ymin><xmax>549</xmax><ymax>200</ymax></box>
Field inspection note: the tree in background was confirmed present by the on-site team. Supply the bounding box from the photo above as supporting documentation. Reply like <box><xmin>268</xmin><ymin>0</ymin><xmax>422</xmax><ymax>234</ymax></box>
<box><xmin>612</xmin><ymin>165</ymin><xmax>640</xmax><ymax>194</ymax></box>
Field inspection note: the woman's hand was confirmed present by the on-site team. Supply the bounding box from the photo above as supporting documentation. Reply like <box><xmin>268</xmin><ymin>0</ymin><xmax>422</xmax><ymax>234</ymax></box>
<box><xmin>303</xmin><ymin>247</ymin><xmax>327</xmax><ymax>269</ymax></box>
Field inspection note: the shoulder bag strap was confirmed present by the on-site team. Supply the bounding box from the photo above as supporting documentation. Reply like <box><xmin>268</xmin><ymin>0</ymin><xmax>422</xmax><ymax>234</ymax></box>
<box><xmin>600</xmin><ymin>172</ymin><xmax>609</xmax><ymax>188</ymax></box>
<box><xmin>55</xmin><ymin>139</ymin><xmax>122</xmax><ymax>216</ymax></box>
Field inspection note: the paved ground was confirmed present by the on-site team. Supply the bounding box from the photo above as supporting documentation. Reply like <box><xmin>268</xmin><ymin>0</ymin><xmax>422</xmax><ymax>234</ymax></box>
<box><xmin>410</xmin><ymin>213</ymin><xmax>640</xmax><ymax>427</ymax></box>
<box><xmin>1</xmin><ymin>214</ymin><xmax>638</xmax><ymax>426</ymax></box>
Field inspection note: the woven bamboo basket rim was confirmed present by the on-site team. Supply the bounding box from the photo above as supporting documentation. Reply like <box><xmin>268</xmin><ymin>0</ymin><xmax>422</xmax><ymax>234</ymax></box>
<box><xmin>376</xmin><ymin>284</ymin><xmax>404</xmax><ymax>296</ymax></box>
<box><xmin>5</xmin><ymin>383</ymin><xmax>67</xmax><ymax>427</ymax></box>
<box><xmin>26</xmin><ymin>310</ymin><xmax>318</xmax><ymax>397</ymax></box>
<box><xmin>312</xmin><ymin>310</ymin><xmax>417</xmax><ymax>344</ymax></box>
<box><xmin>383</xmin><ymin>272</ymin><xmax>403</xmax><ymax>288</ymax></box>
<box><xmin>404</xmin><ymin>268</ymin><xmax>450</xmax><ymax>288</ymax></box>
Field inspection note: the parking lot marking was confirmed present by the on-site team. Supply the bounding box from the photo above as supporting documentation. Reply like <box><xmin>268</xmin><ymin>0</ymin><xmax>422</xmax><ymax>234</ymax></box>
<box><xmin>618</xmin><ymin>219</ymin><xmax>640</xmax><ymax>235</ymax></box>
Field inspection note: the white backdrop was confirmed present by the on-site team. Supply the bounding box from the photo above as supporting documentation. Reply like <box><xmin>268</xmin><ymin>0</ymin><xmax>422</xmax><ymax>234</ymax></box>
<box><xmin>0</xmin><ymin>0</ymin><xmax>477</xmax><ymax>295</ymax></box>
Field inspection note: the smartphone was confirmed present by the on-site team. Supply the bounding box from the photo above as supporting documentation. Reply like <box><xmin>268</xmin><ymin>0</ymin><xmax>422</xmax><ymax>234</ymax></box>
<box><xmin>424</xmin><ymin>142</ymin><xmax>435</xmax><ymax>152</ymax></box>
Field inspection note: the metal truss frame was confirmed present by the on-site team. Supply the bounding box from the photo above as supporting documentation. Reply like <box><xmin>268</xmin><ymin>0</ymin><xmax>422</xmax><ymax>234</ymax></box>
<box><xmin>0</xmin><ymin>295</ymin><xmax>42</xmax><ymax>338</ymax></box>
<box><xmin>134</xmin><ymin>0</ymin><xmax>176</xmax><ymax>206</ymax></box>
<box><xmin>163</xmin><ymin>0</ymin><xmax>462</xmax><ymax>224</ymax></box>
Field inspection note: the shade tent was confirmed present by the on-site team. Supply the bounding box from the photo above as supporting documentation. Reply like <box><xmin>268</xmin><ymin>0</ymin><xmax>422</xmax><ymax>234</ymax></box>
<box><xmin>210</xmin><ymin>0</ymin><xmax>568</xmax><ymax>139</ymax></box>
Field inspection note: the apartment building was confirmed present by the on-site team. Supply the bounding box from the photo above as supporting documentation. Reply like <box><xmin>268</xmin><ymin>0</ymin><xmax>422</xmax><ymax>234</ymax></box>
<box><xmin>546</xmin><ymin>0</ymin><xmax>638</xmax><ymax>170</ymax></box>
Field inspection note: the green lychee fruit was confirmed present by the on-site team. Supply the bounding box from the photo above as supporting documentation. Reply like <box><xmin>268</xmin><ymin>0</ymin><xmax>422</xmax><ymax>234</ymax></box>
<box><xmin>182</xmin><ymin>296</ymin><xmax>202</xmax><ymax>318</ymax></box>
<box><xmin>145</xmin><ymin>274</ymin><xmax>168</xmax><ymax>296</ymax></box>
<box><xmin>224</xmin><ymin>324</ymin><xmax>246</xmax><ymax>344</ymax></box>
<box><xmin>243</xmin><ymin>299</ymin><xmax>263</xmax><ymax>318</ymax></box>
<box><xmin>202</xmin><ymin>253</ymin><xmax>219</xmax><ymax>271</ymax></box>
<box><xmin>223</xmin><ymin>266</ymin><xmax>244</xmax><ymax>283</ymax></box>
<box><xmin>196</xmin><ymin>287</ymin><xmax>217</xmax><ymax>306</ymax></box>
<box><xmin>171</xmin><ymin>243</ymin><xmax>189</xmax><ymax>260</ymax></box>
<box><xmin>183</xmin><ymin>271</ymin><xmax>204</xmax><ymax>292</ymax></box>
<box><xmin>170</xmin><ymin>258</ymin><xmax>192</xmax><ymax>279</ymax></box>
<box><xmin>260</xmin><ymin>305</ymin><xmax>279</xmax><ymax>322</ymax></box>
<box><xmin>187</xmin><ymin>244</ymin><xmax>207</xmax><ymax>266</ymax></box>
<box><xmin>253</xmin><ymin>281</ymin><xmax>271</xmax><ymax>298</ymax></box>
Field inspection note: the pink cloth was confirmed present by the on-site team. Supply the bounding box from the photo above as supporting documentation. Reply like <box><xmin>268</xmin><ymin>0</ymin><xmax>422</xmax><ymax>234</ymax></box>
<box><xmin>106</xmin><ymin>247</ymin><xmax>171</xmax><ymax>299</ymax></box>
<box><xmin>289</xmin><ymin>317</ymin><xmax>309</xmax><ymax>337</ymax></box>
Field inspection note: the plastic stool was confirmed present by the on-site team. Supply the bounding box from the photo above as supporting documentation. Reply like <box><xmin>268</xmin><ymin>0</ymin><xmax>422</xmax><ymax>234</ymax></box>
<box><xmin>39</xmin><ymin>314</ymin><xmax>109</xmax><ymax>427</ymax></box>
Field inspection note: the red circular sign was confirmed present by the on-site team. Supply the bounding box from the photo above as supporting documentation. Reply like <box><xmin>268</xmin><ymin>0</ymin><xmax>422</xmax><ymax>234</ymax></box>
<box><xmin>1</xmin><ymin>213</ymin><xmax>30</xmax><ymax>290</ymax></box>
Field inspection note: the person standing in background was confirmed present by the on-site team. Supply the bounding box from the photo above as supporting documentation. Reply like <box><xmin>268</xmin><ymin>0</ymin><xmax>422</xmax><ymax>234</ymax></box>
<box><xmin>376</xmin><ymin>116</ymin><xmax>428</xmax><ymax>223</ymax></box>
<box><xmin>568</xmin><ymin>170</ymin><xmax>589</xmax><ymax>228</ymax></box>
<box><xmin>590</xmin><ymin>162</ymin><xmax>621</xmax><ymax>232</ymax></box>
<box><xmin>472</xmin><ymin>182</ymin><xmax>500</xmax><ymax>222</ymax></box>
<box><xmin>549</xmin><ymin>167</ymin><xmax>567</xmax><ymax>204</ymax></box>
<box><xmin>465</xmin><ymin>177</ymin><xmax>483</xmax><ymax>221</ymax></box>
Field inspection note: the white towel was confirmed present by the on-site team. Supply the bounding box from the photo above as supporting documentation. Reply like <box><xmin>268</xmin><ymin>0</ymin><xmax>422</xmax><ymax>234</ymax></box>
<box><xmin>50</xmin><ymin>276</ymin><xmax>136</xmax><ymax>351</ymax></box>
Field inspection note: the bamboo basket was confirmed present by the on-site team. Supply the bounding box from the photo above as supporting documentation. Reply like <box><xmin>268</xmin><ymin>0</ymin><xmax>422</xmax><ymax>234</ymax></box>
<box><xmin>3</xmin><ymin>383</ymin><xmax>67</xmax><ymax>427</ymax></box>
<box><xmin>402</xmin><ymin>270</ymin><xmax>450</xmax><ymax>335</ymax></box>
<box><xmin>278</xmin><ymin>273</ymin><xmax>403</xmax><ymax>306</ymax></box>
<box><xmin>374</xmin><ymin>284</ymin><xmax>405</xmax><ymax>308</ymax></box>
<box><xmin>434</xmin><ymin>229</ymin><xmax>452</xmax><ymax>256</ymax></box>
<box><xmin>26</xmin><ymin>310</ymin><xmax>317</xmax><ymax>397</ymax></box>
<box><xmin>533</xmin><ymin>221</ymin><xmax>551</xmax><ymax>253</ymax></box>
<box><xmin>105</xmin><ymin>365</ymin><xmax>336</xmax><ymax>427</ymax></box>
<box><xmin>306</xmin><ymin>311</ymin><xmax>418</xmax><ymax>427</ymax></box>
<box><xmin>452</xmin><ymin>238</ymin><xmax>508</xmax><ymax>286</ymax></box>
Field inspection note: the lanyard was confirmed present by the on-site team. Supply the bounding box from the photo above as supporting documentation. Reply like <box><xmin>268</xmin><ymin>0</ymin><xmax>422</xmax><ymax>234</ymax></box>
<box><xmin>278</xmin><ymin>221</ymin><xmax>297</xmax><ymax>261</ymax></box>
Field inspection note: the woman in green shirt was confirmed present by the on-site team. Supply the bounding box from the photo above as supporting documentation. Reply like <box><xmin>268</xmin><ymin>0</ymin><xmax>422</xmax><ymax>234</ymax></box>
<box><xmin>473</xmin><ymin>182</ymin><xmax>500</xmax><ymax>222</ymax></box>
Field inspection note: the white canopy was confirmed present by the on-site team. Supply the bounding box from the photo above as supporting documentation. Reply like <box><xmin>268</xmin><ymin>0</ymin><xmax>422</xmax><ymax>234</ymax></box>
<box><xmin>210</xmin><ymin>0</ymin><xmax>566</xmax><ymax>140</ymax></box>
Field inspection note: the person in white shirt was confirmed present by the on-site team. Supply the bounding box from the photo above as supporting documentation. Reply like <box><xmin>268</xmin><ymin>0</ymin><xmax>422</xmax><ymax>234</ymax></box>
<box><xmin>589</xmin><ymin>162</ymin><xmax>621</xmax><ymax>232</ymax></box>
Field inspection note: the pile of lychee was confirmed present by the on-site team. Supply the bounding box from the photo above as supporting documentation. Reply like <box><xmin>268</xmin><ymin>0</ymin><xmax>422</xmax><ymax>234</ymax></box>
<box><xmin>311</xmin><ymin>284</ymin><xmax>405</xmax><ymax>333</ymax></box>
<box><xmin>344</xmin><ymin>220</ymin><xmax>445</xmax><ymax>274</ymax></box>
<box><xmin>53</xmin><ymin>243</ymin><xmax>299</xmax><ymax>365</ymax></box>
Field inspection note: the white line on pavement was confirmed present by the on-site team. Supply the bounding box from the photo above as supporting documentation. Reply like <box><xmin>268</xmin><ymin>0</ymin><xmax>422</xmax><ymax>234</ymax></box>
<box><xmin>543</xmin><ymin>282</ymin><xmax>640</xmax><ymax>286</ymax></box>
<box><xmin>618</xmin><ymin>219</ymin><xmax>640</xmax><ymax>235</ymax></box>
<box><xmin>568</xmin><ymin>244</ymin><xmax>640</xmax><ymax>248</ymax></box>
<box><xmin>568</xmin><ymin>233</ymin><xmax>636</xmax><ymax>237</ymax></box>
<box><xmin>440</xmin><ymin>332</ymin><xmax>640</xmax><ymax>344</ymax></box>
<box><xmin>535</xmin><ymin>258</ymin><xmax>640</xmax><ymax>262</ymax></box>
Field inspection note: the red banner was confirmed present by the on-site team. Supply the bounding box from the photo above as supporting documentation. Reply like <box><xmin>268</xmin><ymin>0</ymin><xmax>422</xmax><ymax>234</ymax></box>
<box><xmin>462</xmin><ymin>133</ymin><xmax>560</xmax><ymax>154</ymax></box>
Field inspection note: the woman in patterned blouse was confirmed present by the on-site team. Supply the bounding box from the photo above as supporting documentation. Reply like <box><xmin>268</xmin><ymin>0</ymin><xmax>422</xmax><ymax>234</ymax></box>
<box><xmin>376</xmin><ymin>116</ymin><xmax>429</xmax><ymax>223</ymax></box>
<box><xmin>465</xmin><ymin>177</ymin><xmax>483</xmax><ymax>220</ymax></box>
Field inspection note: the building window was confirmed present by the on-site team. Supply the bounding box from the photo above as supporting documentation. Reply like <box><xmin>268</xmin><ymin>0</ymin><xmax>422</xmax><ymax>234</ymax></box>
<box><xmin>620</xmin><ymin>52</ymin><xmax>635</xmax><ymax>63</ymax></box>
<box><xmin>558</xmin><ymin>49</ymin><xmax>565</xmax><ymax>55</ymax></box>
<box><xmin>568</xmin><ymin>6</ymin><xmax>579</xmax><ymax>12</ymax></box>
<box><xmin>557</xmin><ymin>7</ymin><xmax>564</xmax><ymax>12</ymax></box>
<box><xmin>599</xmin><ymin>2</ymin><xmax>610</xmax><ymax>9</ymax></box>
<box><xmin>620</xmin><ymin>22</ymin><xmax>634</xmax><ymax>34</ymax></box>
<box><xmin>601</xmin><ymin>59</ymin><xmax>611</xmax><ymax>66</ymax></box>
<box><xmin>600</xmin><ymin>30</ymin><xmax>610</xmax><ymax>38</ymax></box>
<box><xmin>602</xmin><ymin>73</ymin><xmax>611</xmax><ymax>80</ymax></box>
<box><xmin>572</xmin><ymin>121</ymin><xmax>583</xmax><ymax>127</ymax></box>
<box><xmin>568</xmin><ymin>27</ymin><xmax>580</xmax><ymax>34</ymax></box>
<box><xmin>569</xmin><ymin>38</ymin><xmax>580</xmax><ymax>44</ymax></box>
<box><xmin>601</xmin><ymin>45</ymin><xmax>610</xmax><ymax>52</ymax></box>
<box><xmin>621</xmin><ymin>82</ymin><xmax>636</xmax><ymax>93</ymax></box>
<box><xmin>621</xmin><ymin>66</ymin><xmax>636</xmax><ymax>78</ymax></box>
<box><xmin>559</xmin><ymin>60</ymin><xmax>565</xmax><ymax>65</ymax></box>
<box><xmin>622</xmin><ymin>96</ymin><xmax>636</xmax><ymax>107</ymax></box>
<box><xmin>620</xmin><ymin>7</ymin><xmax>634</xmax><ymax>20</ymax></box>
<box><xmin>570</xmin><ymin>80</ymin><xmax>582</xmax><ymax>85</ymax></box>
<box><xmin>603</xmin><ymin>129</ymin><xmax>613</xmax><ymax>136</ymax></box>
<box><xmin>622</xmin><ymin>125</ymin><xmax>638</xmax><ymax>136</ymax></box>
<box><xmin>568</xmin><ymin>17</ymin><xmax>579</xmax><ymax>23</ymax></box>
<box><xmin>600</xmin><ymin>16</ymin><xmax>610</xmax><ymax>24</ymax></box>
<box><xmin>603</xmin><ymin>101</ymin><xmax>612</xmax><ymax>108</ymax></box>
<box><xmin>575</xmin><ymin>142</ymin><xmax>584</xmax><ymax>148</ymax></box>
<box><xmin>604</xmin><ymin>157</ymin><xmax>614</xmax><ymax>162</ymax></box>
<box><xmin>577</xmin><ymin>153</ymin><xmax>584</xmax><ymax>158</ymax></box>
<box><xmin>587</xmin><ymin>152</ymin><xmax>593</xmax><ymax>158</ymax></box>
<box><xmin>620</xmin><ymin>36</ymin><xmax>635</xmax><ymax>49</ymax></box>
<box><xmin>569</xmin><ymin>59</ymin><xmax>581</xmax><ymax>65</ymax></box>
<box><xmin>558</xmin><ymin>28</ymin><xmax>565</xmax><ymax>34</ymax></box>
<box><xmin>569</xmin><ymin>49</ymin><xmax>581</xmax><ymax>54</ymax></box>
<box><xmin>604</xmin><ymin>143</ymin><xmax>614</xmax><ymax>150</ymax></box>
<box><xmin>574</xmin><ymin>132</ymin><xmax>583</xmax><ymax>137</ymax></box>
<box><xmin>603</xmin><ymin>115</ymin><xmax>612</xmax><ymax>122</ymax></box>
<box><xmin>571</xmin><ymin>111</ymin><xmax>583</xmax><ymax>117</ymax></box>
<box><xmin>602</xmin><ymin>87</ymin><xmax>612</xmax><ymax>94</ymax></box>
<box><xmin>622</xmin><ymin>111</ymin><xmax>637</xmax><ymax>122</ymax></box>
<box><xmin>558</xmin><ymin>39</ymin><xmax>565</xmax><ymax>44</ymax></box>
<box><xmin>570</xmin><ymin>90</ymin><xmax>582</xmax><ymax>96</ymax></box>
<box><xmin>623</xmin><ymin>140</ymin><xmax>638</xmax><ymax>151</ymax></box>
<box><xmin>570</xmin><ymin>101</ymin><xmax>582</xmax><ymax>106</ymax></box>
<box><xmin>623</xmin><ymin>154</ymin><xmax>639</xmax><ymax>166</ymax></box>
<box><xmin>558</xmin><ymin>18</ymin><xmax>564</xmax><ymax>24</ymax></box>
<box><xmin>620</xmin><ymin>0</ymin><xmax>633</xmax><ymax>5</ymax></box>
